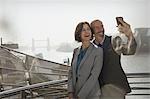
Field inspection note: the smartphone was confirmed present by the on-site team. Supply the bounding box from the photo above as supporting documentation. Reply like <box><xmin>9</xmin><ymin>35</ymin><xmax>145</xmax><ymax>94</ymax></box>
<box><xmin>116</xmin><ymin>17</ymin><xmax>123</xmax><ymax>26</ymax></box>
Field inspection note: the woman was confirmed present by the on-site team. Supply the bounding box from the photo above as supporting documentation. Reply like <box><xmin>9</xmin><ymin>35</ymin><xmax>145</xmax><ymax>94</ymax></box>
<box><xmin>68</xmin><ymin>22</ymin><xmax>103</xmax><ymax>99</ymax></box>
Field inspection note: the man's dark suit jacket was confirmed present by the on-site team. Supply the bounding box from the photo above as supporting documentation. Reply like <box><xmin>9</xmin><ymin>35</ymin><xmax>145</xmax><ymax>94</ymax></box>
<box><xmin>98</xmin><ymin>35</ymin><xmax>137</xmax><ymax>93</ymax></box>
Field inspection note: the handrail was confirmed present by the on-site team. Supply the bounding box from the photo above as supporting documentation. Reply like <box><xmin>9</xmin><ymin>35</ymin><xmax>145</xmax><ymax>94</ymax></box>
<box><xmin>0</xmin><ymin>67</ymin><xmax>68</xmax><ymax>76</ymax></box>
<box><xmin>0</xmin><ymin>67</ymin><xmax>27</xmax><ymax>72</ymax></box>
<box><xmin>31</xmin><ymin>71</ymin><xmax>68</xmax><ymax>76</ymax></box>
<box><xmin>31</xmin><ymin>65</ymin><xmax>69</xmax><ymax>72</ymax></box>
<box><xmin>126</xmin><ymin>72</ymin><xmax>150</xmax><ymax>78</ymax></box>
<box><xmin>126</xmin><ymin>72</ymin><xmax>150</xmax><ymax>97</ymax></box>
<box><xmin>129</xmin><ymin>81</ymin><xmax>150</xmax><ymax>84</ymax></box>
<box><xmin>128</xmin><ymin>93</ymin><xmax>150</xmax><ymax>96</ymax></box>
<box><xmin>131</xmin><ymin>87</ymin><xmax>150</xmax><ymax>90</ymax></box>
<box><xmin>0</xmin><ymin>79</ymin><xmax>67</xmax><ymax>98</ymax></box>
<box><xmin>0</xmin><ymin>65</ymin><xmax>68</xmax><ymax>76</ymax></box>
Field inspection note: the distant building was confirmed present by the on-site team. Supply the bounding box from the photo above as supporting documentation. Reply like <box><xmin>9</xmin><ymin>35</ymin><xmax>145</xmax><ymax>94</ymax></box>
<box><xmin>1</xmin><ymin>38</ymin><xmax>18</xmax><ymax>49</ymax></box>
<box><xmin>134</xmin><ymin>28</ymin><xmax>150</xmax><ymax>54</ymax></box>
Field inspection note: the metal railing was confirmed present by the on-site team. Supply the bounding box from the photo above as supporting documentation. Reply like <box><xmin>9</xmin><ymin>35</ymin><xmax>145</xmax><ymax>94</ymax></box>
<box><xmin>126</xmin><ymin>73</ymin><xmax>150</xmax><ymax>96</ymax></box>
<box><xmin>0</xmin><ymin>79</ymin><xmax>68</xmax><ymax>98</ymax></box>
<box><xmin>0</xmin><ymin>72</ymin><xmax>150</xmax><ymax>98</ymax></box>
<box><xmin>0</xmin><ymin>45</ymin><xmax>69</xmax><ymax>98</ymax></box>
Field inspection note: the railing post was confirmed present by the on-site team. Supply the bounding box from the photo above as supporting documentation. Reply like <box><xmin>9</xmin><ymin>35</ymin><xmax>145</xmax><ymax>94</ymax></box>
<box><xmin>0</xmin><ymin>84</ymin><xmax>4</xmax><ymax>92</ymax></box>
<box><xmin>0</xmin><ymin>69</ymin><xmax>4</xmax><ymax>92</ymax></box>
<box><xmin>21</xmin><ymin>90</ymin><xmax>27</xmax><ymax>99</ymax></box>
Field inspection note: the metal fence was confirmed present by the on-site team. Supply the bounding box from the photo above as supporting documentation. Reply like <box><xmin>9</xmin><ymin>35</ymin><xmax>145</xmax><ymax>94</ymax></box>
<box><xmin>0</xmin><ymin>79</ymin><xmax>67</xmax><ymax>99</ymax></box>
<box><xmin>0</xmin><ymin>45</ymin><xmax>69</xmax><ymax>98</ymax></box>
<box><xmin>127</xmin><ymin>73</ymin><xmax>150</xmax><ymax>97</ymax></box>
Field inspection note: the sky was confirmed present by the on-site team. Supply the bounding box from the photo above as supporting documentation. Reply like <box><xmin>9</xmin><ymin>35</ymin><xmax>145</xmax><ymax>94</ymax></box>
<box><xmin>0</xmin><ymin>0</ymin><xmax>149</xmax><ymax>47</ymax></box>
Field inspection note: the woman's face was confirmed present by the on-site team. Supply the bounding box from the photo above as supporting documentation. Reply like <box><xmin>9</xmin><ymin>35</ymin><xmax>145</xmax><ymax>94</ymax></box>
<box><xmin>80</xmin><ymin>24</ymin><xmax>92</xmax><ymax>42</ymax></box>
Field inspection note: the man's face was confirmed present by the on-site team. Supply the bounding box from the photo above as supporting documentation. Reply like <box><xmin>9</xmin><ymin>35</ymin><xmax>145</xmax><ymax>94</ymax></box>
<box><xmin>92</xmin><ymin>21</ymin><xmax>105</xmax><ymax>42</ymax></box>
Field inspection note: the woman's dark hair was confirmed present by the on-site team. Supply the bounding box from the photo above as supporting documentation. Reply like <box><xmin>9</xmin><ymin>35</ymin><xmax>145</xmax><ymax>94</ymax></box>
<box><xmin>75</xmin><ymin>22</ymin><xmax>93</xmax><ymax>42</ymax></box>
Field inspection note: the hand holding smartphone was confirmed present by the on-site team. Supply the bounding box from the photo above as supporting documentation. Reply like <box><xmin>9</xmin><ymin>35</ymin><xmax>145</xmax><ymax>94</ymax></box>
<box><xmin>116</xmin><ymin>17</ymin><xmax>124</xmax><ymax>26</ymax></box>
<box><xmin>115</xmin><ymin>17</ymin><xmax>128</xmax><ymax>44</ymax></box>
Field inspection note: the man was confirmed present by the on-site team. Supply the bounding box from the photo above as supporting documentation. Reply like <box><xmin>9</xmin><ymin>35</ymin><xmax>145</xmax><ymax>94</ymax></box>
<box><xmin>90</xmin><ymin>19</ymin><xmax>137</xmax><ymax>99</ymax></box>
